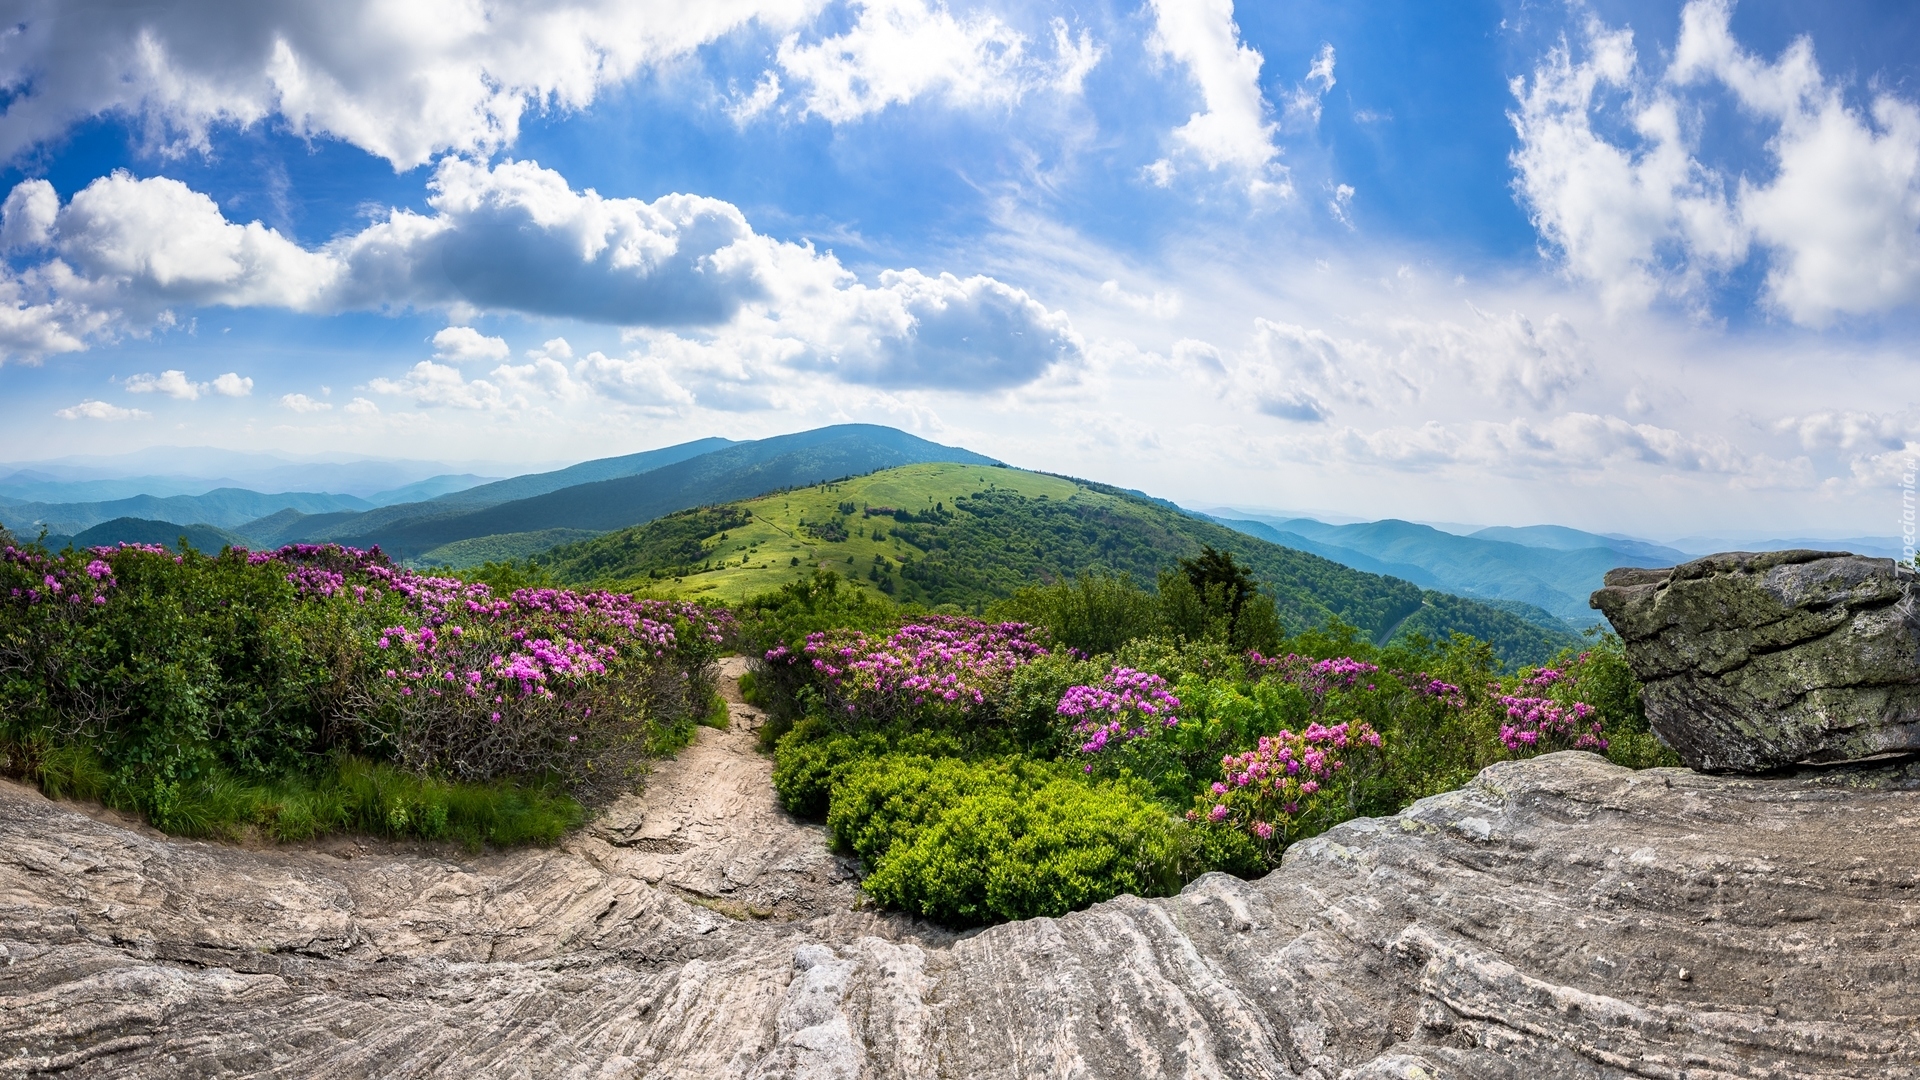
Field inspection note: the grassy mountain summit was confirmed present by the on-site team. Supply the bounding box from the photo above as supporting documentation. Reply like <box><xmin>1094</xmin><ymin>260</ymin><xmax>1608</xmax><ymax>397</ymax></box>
<box><xmin>544</xmin><ymin>463</ymin><xmax>1581</xmax><ymax>665</ymax></box>
<box><xmin>272</xmin><ymin>424</ymin><xmax>995</xmax><ymax>559</ymax></box>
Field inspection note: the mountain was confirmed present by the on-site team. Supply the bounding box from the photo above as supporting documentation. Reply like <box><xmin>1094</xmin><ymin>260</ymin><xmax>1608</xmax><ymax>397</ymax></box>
<box><xmin>232</xmin><ymin>508</ymin><xmax>368</xmax><ymax>547</ymax></box>
<box><xmin>300</xmin><ymin>425</ymin><xmax>997</xmax><ymax>559</ymax></box>
<box><xmin>544</xmin><ymin>462</ymin><xmax>1581</xmax><ymax>666</ymax></box>
<box><xmin>65</xmin><ymin>517</ymin><xmax>249</xmax><ymax>553</ymax></box>
<box><xmin>427</xmin><ymin>437</ymin><xmax>736</xmax><ymax>508</ymax></box>
<box><xmin>234</xmin><ymin>435</ymin><xmax>742</xmax><ymax>552</ymax></box>
<box><xmin>1203</xmin><ymin>512</ymin><xmax>1684</xmax><ymax>627</ymax></box>
<box><xmin>0</xmin><ymin>489</ymin><xmax>374</xmax><ymax>537</ymax></box>
<box><xmin>364</xmin><ymin>474</ymin><xmax>502</xmax><ymax>506</ymax></box>
<box><xmin>413</xmin><ymin>529</ymin><xmax>601</xmax><ymax>569</ymax></box>
<box><xmin>1469</xmin><ymin>524</ymin><xmax>1692</xmax><ymax>563</ymax></box>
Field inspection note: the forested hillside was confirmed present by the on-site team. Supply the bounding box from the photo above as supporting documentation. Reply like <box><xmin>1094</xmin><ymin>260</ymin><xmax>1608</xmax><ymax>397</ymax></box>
<box><xmin>545</xmin><ymin>463</ymin><xmax>1580</xmax><ymax>664</ymax></box>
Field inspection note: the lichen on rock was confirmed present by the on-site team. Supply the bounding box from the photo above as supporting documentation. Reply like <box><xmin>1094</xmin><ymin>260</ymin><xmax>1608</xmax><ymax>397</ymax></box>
<box><xmin>1591</xmin><ymin>549</ymin><xmax>1920</xmax><ymax>772</ymax></box>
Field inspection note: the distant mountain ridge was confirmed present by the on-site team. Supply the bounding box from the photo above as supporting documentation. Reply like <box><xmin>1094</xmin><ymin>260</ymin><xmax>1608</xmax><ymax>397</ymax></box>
<box><xmin>0</xmin><ymin>489</ymin><xmax>375</xmax><ymax>537</ymax></box>
<box><xmin>1204</xmin><ymin>511</ymin><xmax>1696</xmax><ymax>627</ymax></box>
<box><xmin>264</xmin><ymin>425</ymin><xmax>997</xmax><ymax>559</ymax></box>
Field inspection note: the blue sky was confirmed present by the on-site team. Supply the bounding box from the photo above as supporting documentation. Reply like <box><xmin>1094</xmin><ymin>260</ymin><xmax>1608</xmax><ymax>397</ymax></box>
<box><xmin>0</xmin><ymin>0</ymin><xmax>1916</xmax><ymax>538</ymax></box>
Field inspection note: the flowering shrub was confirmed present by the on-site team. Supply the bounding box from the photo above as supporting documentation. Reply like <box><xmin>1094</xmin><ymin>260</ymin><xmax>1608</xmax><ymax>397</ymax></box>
<box><xmin>0</xmin><ymin>538</ymin><xmax>729</xmax><ymax>832</ymax></box>
<box><xmin>1058</xmin><ymin>667</ymin><xmax>1181</xmax><ymax>755</ymax></box>
<box><xmin>1190</xmin><ymin>720</ymin><xmax>1382</xmax><ymax>855</ymax></box>
<box><xmin>1493</xmin><ymin>662</ymin><xmax>1607</xmax><ymax>754</ymax></box>
<box><xmin>779</xmin><ymin>615</ymin><xmax>1046</xmax><ymax>730</ymax></box>
<box><xmin>358</xmin><ymin>586</ymin><xmax>729</xmax><ymax>794</ymax></box>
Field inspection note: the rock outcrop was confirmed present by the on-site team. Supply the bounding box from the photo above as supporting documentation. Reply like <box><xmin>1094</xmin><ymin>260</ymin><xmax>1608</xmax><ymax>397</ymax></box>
<box><xmin>1591</xmin><ymin>549</ymin><xmax>1920</xmax><ymax>773</ymax></box>
<box><xmin>4</xmin><ymin>699</ymin><xmax>1918</xmax><ymax>1078</ymax></box>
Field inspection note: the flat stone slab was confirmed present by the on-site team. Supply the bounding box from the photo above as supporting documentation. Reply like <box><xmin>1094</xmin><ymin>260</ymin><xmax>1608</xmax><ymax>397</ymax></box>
<box><xmin>1591</xmin><ymin>549</ymin><xmax>1920</xmax><ymax>772</ymax></box>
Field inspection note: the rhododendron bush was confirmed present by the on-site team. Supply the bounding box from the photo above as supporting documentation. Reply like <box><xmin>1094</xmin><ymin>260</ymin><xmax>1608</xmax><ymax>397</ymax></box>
<box><xmin>766</xmin><ymin>606</ymin><xmax>1666</xmax><ymax>924</ymax></box>
<box><xmin>1</xmin><ymin>539</ymin><xmax>729</xmax><ymax>833</ymax></box>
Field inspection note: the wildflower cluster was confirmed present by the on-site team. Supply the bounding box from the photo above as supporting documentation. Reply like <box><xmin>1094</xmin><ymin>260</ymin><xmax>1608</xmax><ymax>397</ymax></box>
<box><xmin>1248</xmin><ymin>652</ymin><xmax>1380</xmax><ymax>699</ymax></box>
<box><xmin>782</xmin><ymin>615</ymin><xmax>1047</xmax><ymax>727</ymax></box>
<box><xmin>1495</xmin><ymin>663</ymin><xmax>1606</xmax><ymax>753</ymax></box>
<box><xmin>2</xmin><ymin>543</ymin><xmax>120</xmax><ymax>609</ymax></box>
<box><xmin>1057</xmin><ymin>667</ymin><xmax>1181</xmax><ymax>756</ymax></box>
<box><xmin>1190</xmin><ymin>719</ymin><xmax>1382</xmax><ymax>849</ymax></box>
<box><xmin>2</xmin><ymin>539</ymin><xmax>732</xmax><ymax>800</ymax></box>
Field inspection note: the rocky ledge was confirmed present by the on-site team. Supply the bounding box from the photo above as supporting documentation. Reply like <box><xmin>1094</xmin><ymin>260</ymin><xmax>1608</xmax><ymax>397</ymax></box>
<box><xmin>3</xmin><ymin>747</ymin><xmax>1916</xmax><ymax>1078</ymax></box>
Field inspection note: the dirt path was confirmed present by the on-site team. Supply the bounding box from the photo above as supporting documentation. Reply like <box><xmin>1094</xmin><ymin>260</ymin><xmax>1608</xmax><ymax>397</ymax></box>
<box><xmin>575</xmin><ymin>656</ymin><xmax>861</xmax><ymax>919</ymax></box>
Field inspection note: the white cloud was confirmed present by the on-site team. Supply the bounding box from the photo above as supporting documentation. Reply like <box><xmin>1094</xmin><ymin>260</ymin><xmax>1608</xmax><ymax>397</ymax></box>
<box><xmin>431</xmin><ymin>325</ymin><xmax>510</xmax><ymax>363</ymax></box>
<box><xmin>125</xmin><ymin>369</ymin><xmax>205</xmax><ymax>399</ymax></box>
<box><xmin>1227</xmin><ymin>319</ymin><xmax>1399</xmax><ymax>422</ymax></box>
<box><xmin>1511</xmin><ymin>0</ymin><xmax>1920</xmax><ymax>324</ymax></box>
<box><xmin>1771</xmin><ymin>409</ymin><xmax>1919</xmax><ymax>452</ymax></box>
<box><xmin>775</xmin><ymin>0</ymin><xmax>1098</xmax><ymax>123</ymax></box>
<box><xmin>1392</xmin><ymin>307</ymin><xmax>1590</xmax><ymax>409</ymax></box>
<box><xmin>1</xmin><ymin>179</ymin><xmax>59</xmax><ymax>250</ymax></box>
<box><xmin>1508</xmin><ymin>18</ymin><xmax>1743</xmax><ymax>312</ymax></box>
<box><xmin>0</xmin><ymin>158</ymin><xmax>1084</xmax><ymax>392</ymax></box>
<box><xmin>1328</xmin><ymin>182</ymin><xmax>1355</xmax><ymax>227</ymax></box>
<box><xmin>1145</xmin><ymin>0</ymin><xmax>1285</xmax><ymax>194</ymax></box>
<box><xmin>52</xmin><ymin>170</ymin><xmax>344</xmax><ymax>314</ymax></box>
<box><xmin>278</xmin><ymin>392</ymin><xmax>332</xmax><ymax>413</ymax></box>
<box><xmin>1284</xmin><ymin>43</ymin><xmax>1336</xmax><ymax>125</ymax></box>
<box><xmin>727</xmin><ymin>71</ymin><xmax>785</xmax><ymax>126</ymax></box>
<box><xmin>211</xmin><ymin>372</ymin><xmax>253</xmax><ymax>396</ymax></box>
<box><xmin>54</xmin><ymin>399</ymin><xmax>148</xmax><ymax>421</ymax></box>
<box><xmin>572</xmin><ymin>350</ymin><xmax>698</xmax><ymax>410</ymax></box>
<box><xmin>0</xmin><ymin>0</ymin><xmax>823</xmax><ymax>169</ymax></box>
<box><xmin>367</xmin><ymin>360</ymin><xmax>506</xmax><ymax>410</ymax></box>
<box><xmin>345</xmin><ymin>396</ymin><xmax>380</xmax><ymax>415</ymax></box>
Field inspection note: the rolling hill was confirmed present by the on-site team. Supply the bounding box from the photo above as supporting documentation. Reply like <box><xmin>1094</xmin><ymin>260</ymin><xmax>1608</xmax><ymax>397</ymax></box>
<box><xmin>286</xmin><ymin>425</ymin><xmax>997</xmax><ymax>559</ymax></box>
<box><xmin>63</xmin><ymin>517</ymin><xmax>250</xmax><ymax>552</ymax></box>
<box><xmin>543</xmin><ymin>462</ymin><xmax>1582</xmax><ymax>666</ymax></box>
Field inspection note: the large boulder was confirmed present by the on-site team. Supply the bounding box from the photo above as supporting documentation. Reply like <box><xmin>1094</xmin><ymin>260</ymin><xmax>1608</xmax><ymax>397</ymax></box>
<box><xmin>1591</xmin><ymin>549</ymin><xmax>1920</xmax><ymax>772</ymax></box>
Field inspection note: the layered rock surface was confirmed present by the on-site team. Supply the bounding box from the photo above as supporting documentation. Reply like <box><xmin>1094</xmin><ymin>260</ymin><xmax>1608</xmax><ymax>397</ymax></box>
<box><xmin>1591</xmin><ymin>549</ymin><xmax>1920</xmax><ymax>772</ymax></box>
<box><xmin>2</xmin><ymin>658</ymin><xmax>1917</xmax><ymax>1078</ymax></box>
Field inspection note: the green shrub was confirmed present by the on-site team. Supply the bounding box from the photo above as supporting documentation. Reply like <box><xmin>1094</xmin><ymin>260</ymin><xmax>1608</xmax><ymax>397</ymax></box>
<box><xmin>988</xmin><ymin>571</ymin><xmax>1161</xmax><ymax>656</ymax></box>
<box><xmin>771</xmin><ymin>721</ymin><xmax>969</xmax><ymax>819</ymax></box>
<box><xmin>827</xmin><ymin>753</ymin><xmax>1212</xmax><ymax>924</ymax></box>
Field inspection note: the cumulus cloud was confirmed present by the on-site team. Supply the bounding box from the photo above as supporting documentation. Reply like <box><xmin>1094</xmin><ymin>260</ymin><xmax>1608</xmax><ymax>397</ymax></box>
<box><xmin>1770</xmin><ymin>409</ymin><xmax>1920</xmax><ymax>452</ymax></box>
<box><xmin>345</xmin><ymin>396</ymin><xmax>380</xmax><ymax>415</ymax></box>
<box><xmin>367</xmin><ymin>360</ymin><xmax>507</xmax><ymax>410</ymax></box>
<box><xmin>54</xmin><ymin>399</ymin><xmax>147</xmax><ymax>421</ymax></box>
<box><xmin>0</xmin><ymin>158</ymin><xmax>1084</xmax><ymax>393</ymax></box>
<box><xmin>431</xmin><ymin>325</ymin><xmax>510</xmax><ymax>363</ymax></box>
<box><xmin>1212</xmin><ymin>319</ymin><xmax>1407</xmax><ymax>423</ymax></box>
<box><xmin>211</xmin><ymin>372</ymin><xmax>253</xmax><ymax>396</ymax></box>
<box><xmin>1511</xmin><ymin>0</ymin><xmax>1920</xmax><ymax>323</ymax></box>
<box><xmin>774</xmin><ymin>1</ymin><xmax>1099</xmax><ymax>123</ymax></box>
<box><xmin>1392</xmin><ymin>307</ymin><xmax>1590</xmax><ymax>409</ymax></box>
<box><xmin>1145</xmin><ymin>0</ymin><xmax>1285</xmax><ymax>194</ymax></box>
<box><xmin>125</xmin><ymin>369</ymin><xmax>206</xmax><ymax>399</ymax></box>
<box><xmin>278</xmin><ymin>392</ymin><xmax>332</xmax><ymax>412</ymax></box>
<box><xmin>0</xmin><ymin>0</ymin><xmax>822</xmax><ymax>169</ymax></box>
